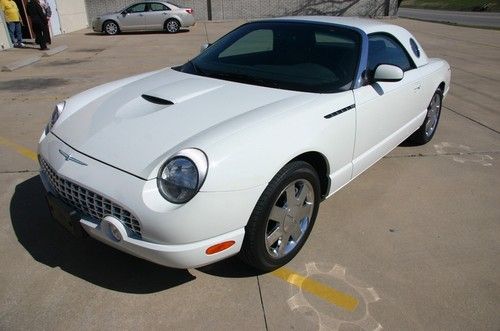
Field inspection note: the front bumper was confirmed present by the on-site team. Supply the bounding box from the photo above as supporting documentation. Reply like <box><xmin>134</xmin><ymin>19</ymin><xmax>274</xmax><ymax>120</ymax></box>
<box><xmin>38</xmin><ymin>132</ymin><xmax>264</xmax><ymax>268</ymax></box>
<box><xmin>92</xmin><ymin>20</ymin><xmax>101</xmax><ymax>32</ymax></box>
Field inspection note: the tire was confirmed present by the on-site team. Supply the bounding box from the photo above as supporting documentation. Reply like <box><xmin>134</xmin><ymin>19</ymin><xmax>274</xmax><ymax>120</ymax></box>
<box><xmin>165</xmin><ymin>19</ymin><xmax>180</xmax><ymax>33</ymax></box>
<box><xmin>406</xmin><ymin>88</ymin><xmax>443</xmax><ymax>145</ymax></box>
<box><xmin>239</xmin><ymin>161</ymin><xmax>321</xmax><ymax>271</ymax></box>
<box><xmin>103</xmin><ymin>20</ymin><xmax>119</xmax><ymax>35</ymax></box>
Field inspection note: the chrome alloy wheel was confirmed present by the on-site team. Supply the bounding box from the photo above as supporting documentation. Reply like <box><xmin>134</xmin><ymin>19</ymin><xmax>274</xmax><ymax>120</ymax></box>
<box><xmin>166</xmin><ymin>20</ymin><xmax>180</xmax><ymax>33</ymax></box>
<box><xmin>105</xmin><ymin>22</ymin><xmax>118</xmax><ymax>35</ymax></box>
<box><xmin>425</xmin><ymin>93</ymin><xmax>441</xmax><ymax>137</ymax></box>
<box><xmin>265</xmin><ymin>179</ymin><xmax>315</xmax><ymax>258</ymax></box>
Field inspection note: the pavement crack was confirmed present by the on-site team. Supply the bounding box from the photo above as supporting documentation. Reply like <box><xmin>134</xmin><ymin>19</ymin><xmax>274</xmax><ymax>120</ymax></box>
<box><xmin>0</xmin><ymin>170</ymin><xmax>39</xmax><ymax>174</ymax></box>
<box><xmin>384</xmin><ymin>151</ymin><xmax>500</xmax><ymax>159</ymax></box>
<box><xmin>256</xmin><ymin>275</ymin><xmax>269</xmax><ymax>331</ymax></box>
<box><xmin>443</xmin><ymin>106</ymin><xmax>500</xmax><ymax>135</ymax></box>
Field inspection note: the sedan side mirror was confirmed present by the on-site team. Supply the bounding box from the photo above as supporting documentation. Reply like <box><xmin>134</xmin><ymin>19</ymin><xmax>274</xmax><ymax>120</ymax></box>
<box><xmin>200</xmin><ymin>43</ymin><xmax>211</xmax><ymax>53</ymax></box>
<box><xmin>121</xmin><ymin>11</ymin><xmax>128</xmax><ymax>16</ymax></box>
<box><xmin>373</xmin><ymin>64</ymin><xmax>404</xmax><ymax>82</ymax></box>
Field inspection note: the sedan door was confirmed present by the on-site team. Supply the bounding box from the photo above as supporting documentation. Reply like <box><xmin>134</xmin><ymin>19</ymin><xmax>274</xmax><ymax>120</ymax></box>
<box><xmin>118</xmin><ymin>3</ymin><xmax>147</xmax><ymax>31</ymax></box>
<box><xmin>352</xmin><ymin>33</ymin><xmax>423</xmax><ymax>177</ymax></box>
<box><xmin>144</xmin><ymin>2</ymin><xmax>170</xmax><ymax>30</ymax></box>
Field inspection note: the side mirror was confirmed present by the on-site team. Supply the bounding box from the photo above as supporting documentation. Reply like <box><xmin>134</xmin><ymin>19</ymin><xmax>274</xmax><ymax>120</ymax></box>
<box><xmin>373</xmin><ymin>64</ymin><xmax>404</xmax><ymax>82</ymax></box>
<box><xmin>200</xmin><ymin>43</ymin><xmax>211</xmax><ymax>53</ymax></box>
<box><xmin>121</xmin><ymin>11</ymin><xmax>128</xmax><ymax>16</ymax></box>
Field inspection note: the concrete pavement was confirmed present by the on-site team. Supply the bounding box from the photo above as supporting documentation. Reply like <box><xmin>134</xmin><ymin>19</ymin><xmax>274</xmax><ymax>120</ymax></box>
<box><xmin>0</xmin><ymin>19</ymin><xmax>499</xmax><ymax>330</ymax></box>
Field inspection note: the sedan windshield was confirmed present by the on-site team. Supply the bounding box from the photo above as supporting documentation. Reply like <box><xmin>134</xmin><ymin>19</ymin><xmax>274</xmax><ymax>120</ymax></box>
<box><xmin>174</xmin><ymin>21</ymin><xmax>361</xmax><ymax>93</ymax></box>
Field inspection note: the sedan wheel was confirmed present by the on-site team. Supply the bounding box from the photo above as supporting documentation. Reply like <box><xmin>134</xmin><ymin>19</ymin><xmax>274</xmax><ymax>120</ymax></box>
<box><xmin>104</xmin><ymin>21</ymin><xmax>119</xmax><ymax>35</ymax></box>
<box><xmin>165</xmin><ymin>19</ymin><xmax>180</xmax><ymax>33</ymax></box>
<box><xmin>406</xmin><ymin>88</ymin><xmax>443</xmax><ymax>145</ymax></box>
<box><xmin>240</xmin><ymin>161</ymin><xmax>320</xmax><ymax>271</ymax></box>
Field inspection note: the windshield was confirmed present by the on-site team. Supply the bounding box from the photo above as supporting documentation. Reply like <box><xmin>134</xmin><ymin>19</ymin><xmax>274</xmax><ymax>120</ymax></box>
<box><xmin>174</xmin><ymin>21</ymin><xmax>361</xmax><ymax>93</ymax></box>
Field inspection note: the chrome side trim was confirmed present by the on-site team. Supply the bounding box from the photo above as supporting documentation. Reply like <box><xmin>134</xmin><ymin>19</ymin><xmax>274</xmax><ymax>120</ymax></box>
<box><xmin>324</xmin><ymin>104</ymin><xmax>355</xmax><ymax>119</ymax></box>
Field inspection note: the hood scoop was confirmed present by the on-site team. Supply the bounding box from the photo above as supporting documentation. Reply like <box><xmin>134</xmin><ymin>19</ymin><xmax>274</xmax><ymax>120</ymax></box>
<box><xmin>115</xmin><ymin>96</ymin><xmax>166</xmax><ymax>119</ymax></box>
<box><xmin>142</xmin><ymin>77</ymin><xmax>225</xmax><ymax>104</ymax></box>
<box><xmin>142</xmin><ymin>94</ymin><xmax>174</xmax><ymax>105</ymax></box>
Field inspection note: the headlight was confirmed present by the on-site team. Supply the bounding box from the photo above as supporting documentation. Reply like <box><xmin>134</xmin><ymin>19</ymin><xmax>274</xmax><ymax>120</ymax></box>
<box><xmin>46</xmin><ymin>101</ymin><xmax>65</xmax><ymax>133</ymax></box>
<box><xmin>157</xmin><ymin>148</ymin><xmax>208</xmax><ymax>204</ymax></box>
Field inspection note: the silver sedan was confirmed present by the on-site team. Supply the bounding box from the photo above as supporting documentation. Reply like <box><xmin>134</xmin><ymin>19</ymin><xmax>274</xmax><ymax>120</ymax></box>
<box><xmin>92</xmin><ymin>1</ymin><xmax>195</xmax><ymax>34</ymax></box>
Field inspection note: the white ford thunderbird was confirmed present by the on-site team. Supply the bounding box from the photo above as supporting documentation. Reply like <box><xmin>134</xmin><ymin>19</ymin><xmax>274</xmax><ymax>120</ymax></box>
<box><xmin>38</xmin><ymin>17</ymin><xmax>451</xmax><ymax>271</ymax></box>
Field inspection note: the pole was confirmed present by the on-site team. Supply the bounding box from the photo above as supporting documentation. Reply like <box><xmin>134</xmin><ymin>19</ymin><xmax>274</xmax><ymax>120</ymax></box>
<box><xmin>207</xmin><ymin>0</ymin><xmax>212</xmax><ymax>20</ymax></box>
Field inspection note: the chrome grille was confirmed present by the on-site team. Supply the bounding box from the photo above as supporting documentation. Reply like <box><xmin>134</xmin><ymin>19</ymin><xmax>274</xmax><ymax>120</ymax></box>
<box><xmin>40</xmin><ymin>157</ymin><xmax>142</xmax><ymax>237</ymax></box>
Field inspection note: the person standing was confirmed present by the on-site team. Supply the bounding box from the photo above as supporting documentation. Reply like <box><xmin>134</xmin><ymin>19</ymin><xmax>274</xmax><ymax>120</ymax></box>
<box><xmin>27</xmin><ymin>0</ymin><xmax>49</xmax><ymax>50</ymax></box>
<box><xmin>38</xmin><ymin>0</ymin><xmax>51</xmax><ymax>44</ymax></box>
<box><xmin>0</xmin><ymin>0</ymin><xmax>25</xmax><ymax>47</ymax></box>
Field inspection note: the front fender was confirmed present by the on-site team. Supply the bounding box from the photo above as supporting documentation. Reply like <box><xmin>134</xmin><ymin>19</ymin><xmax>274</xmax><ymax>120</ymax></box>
<box><xmin>200</xmin><ymin>91</ymin><xmax>356</xmax><ymax>192</ymax></box>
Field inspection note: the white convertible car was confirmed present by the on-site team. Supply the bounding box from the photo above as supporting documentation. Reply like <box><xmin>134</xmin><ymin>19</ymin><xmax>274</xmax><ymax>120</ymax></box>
<box><xmin>38</xmin><ymin>17</ymin><xmax>450</xmax><ymax>271</ymax></box>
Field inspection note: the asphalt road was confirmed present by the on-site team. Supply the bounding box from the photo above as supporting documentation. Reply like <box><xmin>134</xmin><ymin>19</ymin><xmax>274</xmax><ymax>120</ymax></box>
<box><xmin>398</xmin><ymin>7</ymin><xmax>500</xmax><ymax>28</ymax></box>
<box><xmin>0</xmin><ymin>19</ymin><xmax>499</xmax><ymax>330</ymax></box>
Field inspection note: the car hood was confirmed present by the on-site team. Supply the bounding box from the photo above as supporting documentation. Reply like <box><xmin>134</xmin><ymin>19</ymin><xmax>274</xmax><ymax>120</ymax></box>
<box><xmin>53</xmin><ymin>68</ymin><xmax>302</xmax><ymax>179</ymax></box>
<box><xmin>98</xmin><ymin>11</ymin><xmax>119</xmax><ymax>18</ymax></box>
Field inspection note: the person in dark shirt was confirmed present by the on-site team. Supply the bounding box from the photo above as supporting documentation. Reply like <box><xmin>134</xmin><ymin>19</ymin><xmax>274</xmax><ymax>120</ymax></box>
<box><xmin>27</xmin><ymin>0</ymin><xmax>49</xmax><ymax>50</ymax></box>
<box><xmin>39</xmin><ymin>0</ymin><xmax>51</xmax><ymax>45</ymax></box>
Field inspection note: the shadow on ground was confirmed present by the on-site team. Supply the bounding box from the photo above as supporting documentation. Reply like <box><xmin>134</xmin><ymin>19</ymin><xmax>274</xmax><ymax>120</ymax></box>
<box><xmin>84</xmin><ymin>29</ymin><xmax>190</xmax><ymax>36</ymax></box>
<box><xmin>197</xmin><ymin>256</ymin><xmax>264</xmax><ymax>278</ymax></box>
<box><xmin>10</xmin><ymin>175</ymin><xmax>195</xmax><ymax>293</ymax></box>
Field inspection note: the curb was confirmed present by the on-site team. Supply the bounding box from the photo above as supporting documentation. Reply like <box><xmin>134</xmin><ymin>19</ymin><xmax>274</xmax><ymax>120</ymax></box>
<box><xmin>2</xmin><ymin>56</ymin><xmax>41</xmax><ymax>72</ymax></box>
<box><xmin>42</xmin><ymin>45</ymin><xmax>68</xmax><ymax>57</ymax></box>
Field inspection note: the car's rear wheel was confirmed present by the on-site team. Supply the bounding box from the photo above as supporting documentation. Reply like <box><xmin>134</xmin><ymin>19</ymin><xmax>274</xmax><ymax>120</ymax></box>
<box><xmin>406</xmin><ymin>88</ymin><xmax>443</xmax><ymax>145</ymax></box>
<box><xmin>240</xmin><ymin>161</ymin><xmax>320</xmax><ymax>271</ymax></box>
<box><xmin>165</xmin><ymin>19</ymin><xmax>180</xmax><ymax>33</ymax></box>
<box><xmin>103</xmin><ymin>21</ymin><xmax>119</xmax><ymax>35</ymax></box>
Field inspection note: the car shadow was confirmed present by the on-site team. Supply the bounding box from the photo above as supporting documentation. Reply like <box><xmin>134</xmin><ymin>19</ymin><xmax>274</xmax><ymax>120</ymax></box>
<box><xmin>85</xmin><ymin>29</ymin><xmax>189</xmax><ymax>36</ymax></box>
<box><xmin>197</xmin><ymin>256</ymin><xmax>265</xmax><ymax>278</ymax></box>
<box><xmin>10</xmin><ymin>176</ymin><xmax>195</xmax><ymax>294</ymax></box>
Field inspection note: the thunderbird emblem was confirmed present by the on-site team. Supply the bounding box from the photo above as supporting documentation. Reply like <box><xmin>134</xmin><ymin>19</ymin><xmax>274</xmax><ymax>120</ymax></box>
<box><xmin>59</xmin><ymin>149</ymin><xmax>88</xmax><ymax>166</ymax></box>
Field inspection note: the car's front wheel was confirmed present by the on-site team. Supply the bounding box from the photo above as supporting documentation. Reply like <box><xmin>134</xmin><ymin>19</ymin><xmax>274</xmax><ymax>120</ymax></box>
<box><xmin>103</xmin><ymin>21</ymin><xmax>119</xmax><ymax>35</ymax></box>
<box><xmin>240</xmin><ymin>161</ymin><xmax>320</xmax><ymax>271</ymax></box>
<box><xmin>407</xmin><ymin>88</ymin><xmax>443</xmax><ymax>145</ymax></box>
<box><xmin>165</xmin><ymin>19</ymin><xmax>180</xmax><ymax>33</ymax></box>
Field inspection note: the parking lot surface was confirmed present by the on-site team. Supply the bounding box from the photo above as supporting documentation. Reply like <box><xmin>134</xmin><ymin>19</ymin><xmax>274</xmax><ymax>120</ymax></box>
<box><xmin>0</xmin><ymin>20</ymin><xmax>499</xmax><ymax>330</ymax></box>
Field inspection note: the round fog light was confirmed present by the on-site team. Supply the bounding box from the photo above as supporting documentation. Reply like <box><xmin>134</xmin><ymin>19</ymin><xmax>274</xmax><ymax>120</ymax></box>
<box><xmin>110</xmin><ymin>223</ymin><xmax>122</xmax><ymax>242</ymax></box>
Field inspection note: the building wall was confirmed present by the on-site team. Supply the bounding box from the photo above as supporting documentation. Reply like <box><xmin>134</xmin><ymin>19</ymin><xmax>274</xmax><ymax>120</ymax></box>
<box><xmin>0</xmin><ymin>11</ymin><xmax>12</xmax><ymax>50</ymax></box>
<box><xmin>85</xmin><ymin>0</ymin><xmax>399</xmax><ymax>23</ymax></box>
<box><xmin>56</xmin><ymin>0</ymin><xmax>89</xmax><ymax>33</ymax></box>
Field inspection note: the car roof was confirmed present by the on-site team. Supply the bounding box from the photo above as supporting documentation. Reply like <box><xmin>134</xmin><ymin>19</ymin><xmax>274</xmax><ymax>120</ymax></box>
<box><xmin>264</xmin><ymin>16</ymin><xmax>429</xmax><ymax>67</ymax></box>
<box><xmin>132</xmin><ymin>1</ymin><xmax>179</xmax><ymax>8</ymax></box>
<box><xmin>269</xmin><ymin>16</ymin><xmax>397</xmax><ymax>34</ymax></box>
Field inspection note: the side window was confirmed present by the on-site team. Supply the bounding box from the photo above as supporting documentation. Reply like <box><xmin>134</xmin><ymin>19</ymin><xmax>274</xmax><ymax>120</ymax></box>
<box><xmin>367</xmin><ymin>34</ymin><xmax>414</xmax><ymax>73</ymax></box>
<box><xmin>219</xmin><ymin>29</ymin><xmax>273</xmax><ymax>58</ymax></box>
<box><xmin>150</xmin><ymin>3</ymin><xmax>169</xmax><ymax>11</ymax></box>
<box><xmin>127</xmin><ymin>4</ymin><xmax>147</xmax><ymax>13</ymax></box>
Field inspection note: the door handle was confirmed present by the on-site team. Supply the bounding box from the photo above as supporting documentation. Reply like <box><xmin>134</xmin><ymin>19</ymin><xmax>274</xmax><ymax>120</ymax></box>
<box><xmin>139</xmin><ymin>14</ymin><xmax>144</xmax><ymax>16</ymax></box>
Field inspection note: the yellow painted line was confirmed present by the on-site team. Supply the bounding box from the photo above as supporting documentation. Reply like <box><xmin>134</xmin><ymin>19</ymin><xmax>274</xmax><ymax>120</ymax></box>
<box><xmin>0</xmin><ymin>136</ymin><xmax>37</xmax><ymax>161</ymax></box>
<box><xmin>271</xmin><ymin>267</ymin><xmax>359</xmax><ymax>312</ymax></box>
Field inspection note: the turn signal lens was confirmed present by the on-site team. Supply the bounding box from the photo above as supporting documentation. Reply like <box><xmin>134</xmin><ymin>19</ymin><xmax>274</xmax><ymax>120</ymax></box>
<box><xmin>206</xmin><ymin>241</ymin><xmax>235</xmax><ymax>255</ymax></box>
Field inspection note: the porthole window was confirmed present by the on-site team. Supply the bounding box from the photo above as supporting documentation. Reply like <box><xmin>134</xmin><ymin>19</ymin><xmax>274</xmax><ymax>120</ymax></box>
<box><xmin>410</xmin><ymin>38</ymin><xmax>420</xmax><ymax>58</ymax></box>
